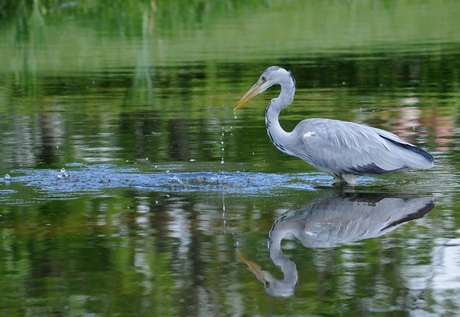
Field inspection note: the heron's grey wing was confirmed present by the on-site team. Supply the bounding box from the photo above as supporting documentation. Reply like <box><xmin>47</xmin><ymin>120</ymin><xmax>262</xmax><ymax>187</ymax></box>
<box><xmin>294</xmin><ymin>119</ymin><xmax>433</xmax><ymax>175</ymax></box>
<box><xmin>270</xmin><ymin>194</ymin><xmax>434</xmax><ymax>248</ymax></box>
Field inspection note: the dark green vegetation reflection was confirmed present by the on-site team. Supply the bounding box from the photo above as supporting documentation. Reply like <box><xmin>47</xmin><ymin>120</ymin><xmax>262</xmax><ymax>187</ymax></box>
<box><xmin>1</xmin><ymin>0</ymin><xmax>460</xmax><ymax>316</ymax></box>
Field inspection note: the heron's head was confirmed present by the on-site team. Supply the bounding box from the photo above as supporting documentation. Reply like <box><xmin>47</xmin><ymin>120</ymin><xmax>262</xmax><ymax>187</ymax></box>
<box><xmin>235</xmin><ymin>66</ymin><xmax>293</xmax><ymax>109</ymax></box>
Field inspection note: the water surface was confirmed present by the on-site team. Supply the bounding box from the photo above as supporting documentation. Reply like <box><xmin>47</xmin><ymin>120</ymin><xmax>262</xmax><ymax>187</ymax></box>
<box><xmin>1</xmin><ymin>1</ymin><xmax>460</xmax><ymax>316</ymax></box>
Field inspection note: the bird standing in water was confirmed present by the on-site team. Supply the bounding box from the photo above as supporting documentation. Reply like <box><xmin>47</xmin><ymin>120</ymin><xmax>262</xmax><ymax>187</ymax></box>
<box><xmin>234</xmin><ymin>66</ymin><xmax>434</xmax><ymax>185</ymax></box>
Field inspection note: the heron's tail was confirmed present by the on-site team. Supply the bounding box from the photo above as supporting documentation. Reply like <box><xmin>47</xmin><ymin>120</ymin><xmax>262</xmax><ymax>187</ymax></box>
<box><xmin>381</xmin><ymin>136</ymin><xmax>434</xmax><ymax>169</ymax></box>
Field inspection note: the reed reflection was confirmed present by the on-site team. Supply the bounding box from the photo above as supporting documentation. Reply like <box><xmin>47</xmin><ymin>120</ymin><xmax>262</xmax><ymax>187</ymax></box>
<box><xmin>238</xmin><ymin>192</ymin><xmax>434</xmax><ymax>297</ymax></box>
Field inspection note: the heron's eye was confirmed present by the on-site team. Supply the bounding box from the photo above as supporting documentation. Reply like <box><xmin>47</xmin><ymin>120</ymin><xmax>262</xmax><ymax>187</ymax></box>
<box><xmin>261</xmin><ymin>76</ymin><xmax>267</xmax><ymax>82</ymax></box>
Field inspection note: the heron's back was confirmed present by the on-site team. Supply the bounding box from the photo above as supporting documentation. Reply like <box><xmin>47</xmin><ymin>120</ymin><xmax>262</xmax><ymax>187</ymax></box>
<box><xmin>288</xmin><ymin>118</ymin><xmax>433</xmax><ymax>176</ymax></box>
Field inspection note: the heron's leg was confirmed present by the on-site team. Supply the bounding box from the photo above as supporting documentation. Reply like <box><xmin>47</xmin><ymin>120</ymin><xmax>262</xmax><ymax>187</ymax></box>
<box><xmin>341</xmin><ymin>174</ymin><xmax>356</xmax><ymax>185</ymax></box>
<box><xmin>332</xmin><ymin>174</ymin><xmax>356</xmax><ymax>185</ymax></box>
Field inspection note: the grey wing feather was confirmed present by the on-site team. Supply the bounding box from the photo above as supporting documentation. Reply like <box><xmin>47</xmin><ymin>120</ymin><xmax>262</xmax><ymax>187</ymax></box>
<box><xmin>293</xmin><ymin>119</ymin><xmax>433</xmax><ymax>175</ymax></box>
<box><xmin>271</xmin><ymin>194</ymin><xmax>434</xmax><ymax>248</ymax></box>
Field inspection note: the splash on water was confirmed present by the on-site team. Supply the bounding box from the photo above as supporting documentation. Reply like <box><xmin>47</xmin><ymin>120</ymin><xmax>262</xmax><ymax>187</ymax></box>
<box><xmin>3</xmin><ymin>164</ymin><xmax>320</xmax><ymax>202</ymax></box>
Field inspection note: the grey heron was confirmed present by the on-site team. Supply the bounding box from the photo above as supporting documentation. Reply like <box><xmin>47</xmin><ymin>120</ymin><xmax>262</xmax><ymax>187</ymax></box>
<box><xmin>235</xmin><ymin>66</ymin><xmax>434</xmax><ymax>185</ymax></box>
<box><xmin>238</xmin><ymin>192</ymin><xmax>434</xmax><ymax>297</ymax></box>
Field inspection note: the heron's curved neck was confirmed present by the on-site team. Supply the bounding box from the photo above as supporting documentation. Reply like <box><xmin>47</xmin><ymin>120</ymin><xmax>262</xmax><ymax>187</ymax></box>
<box><xmin>268</xmin><ymin>230</ymin><xmax>298</xmax><ymax>283</ymax></box>
<box><xmin>265</xmin><ymin>81</ymin><xmax>295</xmax><ymax>151</ymax></box>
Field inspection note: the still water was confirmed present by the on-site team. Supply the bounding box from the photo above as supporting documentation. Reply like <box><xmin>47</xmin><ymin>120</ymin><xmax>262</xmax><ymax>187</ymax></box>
<box><xmin>1</xmin><ymin>0</ymin><xmax>460</xmax><ymax>316</ymax></box>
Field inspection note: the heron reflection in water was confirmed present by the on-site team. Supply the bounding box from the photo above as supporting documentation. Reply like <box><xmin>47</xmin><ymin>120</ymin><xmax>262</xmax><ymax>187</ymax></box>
<box><xmin>235</xmin><ymin>67</ymin><xmax>434</xmax><ymax>185</ymax></box>
<box><xmin>237</xmin><ymin>192</ymin><xmax>434</xmax><ymax>297</ymax></box>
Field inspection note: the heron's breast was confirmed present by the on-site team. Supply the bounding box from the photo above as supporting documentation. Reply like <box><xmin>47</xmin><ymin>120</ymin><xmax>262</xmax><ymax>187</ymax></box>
<box><xmin>266</xmin><ymin>129</ymin><xmax>298</xmax><ymax>157</ymax></box>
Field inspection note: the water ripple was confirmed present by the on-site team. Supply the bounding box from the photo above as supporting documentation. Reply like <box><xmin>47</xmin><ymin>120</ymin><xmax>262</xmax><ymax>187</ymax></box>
<box><xmin>6</xmin><ymin>165</ymin><xmax>319</xmax><ymax>195</ymax></box>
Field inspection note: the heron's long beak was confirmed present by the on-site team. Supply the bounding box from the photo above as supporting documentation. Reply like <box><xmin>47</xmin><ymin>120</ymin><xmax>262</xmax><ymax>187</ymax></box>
<box><xmin>234</xmin><ymin>79</ymin><xmax>264</xmax><ymax>109</ymax></box>
<box><xmin>237</xmin><ymin>251</ymin><xmax>267</xmax><ymax>283</ymax></box>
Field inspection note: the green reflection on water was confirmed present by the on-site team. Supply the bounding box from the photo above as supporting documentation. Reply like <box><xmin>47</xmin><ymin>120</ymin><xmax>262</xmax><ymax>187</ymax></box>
<box><xmin>0</xmin><ymin>190</ymin><xmax>456</xmax><ymax>316</ymax></box>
